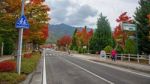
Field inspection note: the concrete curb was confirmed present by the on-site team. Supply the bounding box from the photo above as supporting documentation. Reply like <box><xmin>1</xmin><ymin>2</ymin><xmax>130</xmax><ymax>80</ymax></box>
<box><xmin>20</xmin><ymin>71</ymin><xmax>35</xmax><ymax>84</ymax></box>
<box><xmin>20</xmin><ymin>56</ymin><xmax>43</xmax><ymax>84</ymax></box>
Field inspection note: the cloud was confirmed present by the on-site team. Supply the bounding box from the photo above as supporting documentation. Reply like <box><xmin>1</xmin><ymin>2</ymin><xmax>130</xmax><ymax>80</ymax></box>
<box><xmin>48</xmin><ymin>0</ymin><xmax>74</xmax><ymax>24</ymax></box>
<box><xmin>46</xmin><ymin>0</ymin><xmax>139</xmax><ymax>29</ymax></box>
<box><xmin>66</xmin><ymin>5</ymin><xmax>98</xmax><ymax>26</ymax></box>
<box><xmin>46</xmin><ymin>0</ymin><xmax>98</xmax><ymax>26</ymax></box>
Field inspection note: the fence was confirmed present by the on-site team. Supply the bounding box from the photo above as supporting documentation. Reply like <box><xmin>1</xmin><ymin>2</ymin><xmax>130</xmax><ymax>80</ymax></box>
<box><xmin>105</xmin><ymin>53</ymin><xmax>150</xmax><ymax>65</ymax></box>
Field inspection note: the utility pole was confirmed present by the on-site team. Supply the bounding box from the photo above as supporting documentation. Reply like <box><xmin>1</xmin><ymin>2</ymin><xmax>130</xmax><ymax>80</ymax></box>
<box><xmin>17</xmin><ymin>0</ymin><xmax>25</xmax><ymax>75</ymax></box>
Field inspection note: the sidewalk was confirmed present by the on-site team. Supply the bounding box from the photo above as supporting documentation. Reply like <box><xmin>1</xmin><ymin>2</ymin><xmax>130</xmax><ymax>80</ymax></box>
<box><xmin>0</xmin><ymin>55</ymin><xmax>14</xmax><ymax>62</ymax></box>
<box><xmin>72</xmin><ymin>53</ymin><xmax>150</xmax><ymax>74</ymax></box>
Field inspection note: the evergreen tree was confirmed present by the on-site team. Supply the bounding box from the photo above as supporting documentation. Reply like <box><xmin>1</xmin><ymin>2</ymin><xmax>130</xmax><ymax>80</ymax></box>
<box><xmin>134</xmin><ymin>0</ymin><xmax>150</xmax><ymax>54</ymax></box>
<box><xmin>70</xmin><ymin>28</ymin><xmax>78</xmax><ymax>50</ymax></box>
<box><xmin>89</xmin><ymin>14</ymin><xmax>112</xmax><ymax>53</ymax></box>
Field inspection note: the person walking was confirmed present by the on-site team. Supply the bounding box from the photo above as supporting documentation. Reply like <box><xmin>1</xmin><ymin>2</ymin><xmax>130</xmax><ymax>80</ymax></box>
<box><xmin>111</xmin><ymin>49</ymin><xmax>117</xmax><ymax>61</ymax></box>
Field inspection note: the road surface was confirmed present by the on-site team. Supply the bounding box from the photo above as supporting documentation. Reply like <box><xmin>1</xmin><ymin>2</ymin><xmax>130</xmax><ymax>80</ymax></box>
<box><xmin>44</xmin><ymin>49</ymin><xmax>150</xmax><ymax>84</ymax></box>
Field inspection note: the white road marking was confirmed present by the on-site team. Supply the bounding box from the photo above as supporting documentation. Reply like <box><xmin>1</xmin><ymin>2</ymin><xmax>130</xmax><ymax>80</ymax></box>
<box><xmin>87</xmin><ymin>60</ymin><xmax>150</xmax><ymax>78</ymax></box>
<box><xmin>71</xmin><ymin>55</ymin><xmax>150</xmax><ymax>78</ymax></box>
<box><xmin>63</xmin><ymin>58</ymin><xmax>114</xmax><ymax>84</ymax></box>
<box><xmin>42</xmin><ymin>49</ymin><xmax>47</xmax><ymax>84</ymax></box>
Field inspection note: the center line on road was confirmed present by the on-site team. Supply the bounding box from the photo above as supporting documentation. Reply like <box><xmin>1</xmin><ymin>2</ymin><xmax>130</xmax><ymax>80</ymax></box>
<box><xmin>62</xmin><ymin>58</ymin><xmax>114</xmax><ymax>84</ymax></box>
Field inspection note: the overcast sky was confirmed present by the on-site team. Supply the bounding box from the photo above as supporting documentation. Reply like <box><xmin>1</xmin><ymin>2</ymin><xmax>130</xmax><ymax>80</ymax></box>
<box><xmin>45</xmin><ymin>0</ymin><xmax>139</xmax><ymax>29</ymax></box>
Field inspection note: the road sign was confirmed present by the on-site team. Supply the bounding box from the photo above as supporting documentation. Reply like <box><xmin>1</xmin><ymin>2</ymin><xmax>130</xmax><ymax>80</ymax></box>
<box><xmin>16</xmin><ymin>15</ymin><xmax>29</xmax><ymax>29</ymax></box>
<box><xmin>122</xmin><ymin>23</ymin><xmax>136</xmax><ymax>31</ymax></box>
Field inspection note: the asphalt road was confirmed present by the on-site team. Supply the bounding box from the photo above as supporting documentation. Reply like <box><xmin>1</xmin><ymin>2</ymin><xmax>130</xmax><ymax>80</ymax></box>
<box><xmin>45</xmin><ymin>50</ymin><xmax>150</xmax><ymax>84</ymax></box>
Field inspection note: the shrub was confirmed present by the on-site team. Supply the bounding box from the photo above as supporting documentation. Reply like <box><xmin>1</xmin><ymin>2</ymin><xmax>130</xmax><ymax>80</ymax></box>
<box><xmin>78</xmin><ymin>48</ymin><xmax>87</xmax><ymax>53</ymax></box>
<box><xmin>24</xmin><ymin>53</ymin><xmax>32</xmax><ymax>58</ymax></box>
<box><xmin>21</xmin><ymin>52</ymin><xmax>41</xmax><ymax>74</ymax></box>
<box><xmin>0</xmin><ymin>52</ymin><xmax>41</xmax><ymax>84</ymax></box>
<box><xmin>0</xmin><ymin>60</ymin><xmax>16</xmax><ymax>72</ymax></box>
<box><xmin>124</xmin><ymin>39</ymin><xmax>137</xmax><ymax>54</ymax></box>
<box><xmin>104</xmin><ymin>45</ymin><xmax>113</xmax><ymax>53</ymax></box>
<box><xmin>0</xmin><ymin>73</ymin><xmax>26</xmax><ymax>84</ymax></box>
<box><xmin>116</xmin><ymin>45</ymin><xmax>124</xmax><ymax>53</ymax></box>
<box><xmin>90</xmin><ymin>50</ymin><xmax>96</xmax><ymax>54</ymax></box>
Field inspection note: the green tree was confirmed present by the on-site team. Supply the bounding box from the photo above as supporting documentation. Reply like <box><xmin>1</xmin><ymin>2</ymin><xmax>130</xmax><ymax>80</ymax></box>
<box><xmin>0</xmin><ymin>0</ymin><xmax>21</xmax><ymax>42</ymax></box>
<box><xmin>116</xmin><ymin>44</ymin><xmax>123</xmax><ymax>53</ymax></box>
<box><xmin>134</xmin><ymin>0</ymin><xmax>150</xmax><ymax>54</ymax></box>
<box><xmin>124</xmin><ymin>39</ymin><xmax>137</xmax><ymax>54</ymax></box>
<box><xmin>0</xmin><ymin>0</ymin><xmax>21</xmax><ymax>54</ymax></box>
<box><xmin>3</xmin><ymin>38</ymin><xmax>15</xmax><ymax>55</ymax></box>
<box><xmin>89</xmin><ymin>14</ymin><xmax>112</xmax><ymax>53</ymax></box>
<box><xmin>70</xmin><ymin>28</ymin><xmax>78</xmax><ymax>50</ymax></box>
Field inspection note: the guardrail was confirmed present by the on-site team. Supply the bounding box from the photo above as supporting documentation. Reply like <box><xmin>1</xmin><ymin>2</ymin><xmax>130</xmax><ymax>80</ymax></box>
<box><xmin>70</xmin><ymin>50</ymin><xmax>150</xmax><ymax>65</ymax></box>
<box><xmin>105</xmin><ymin>53</ymin><xmax>150</xmax><ymax>64</ymax></box>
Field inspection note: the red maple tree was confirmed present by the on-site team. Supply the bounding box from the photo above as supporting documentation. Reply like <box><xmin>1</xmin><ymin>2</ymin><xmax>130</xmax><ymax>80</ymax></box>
<box><xmin>76</xmin><ymin>27</ymin><xmax>93</xmax><ymax>47</ymax></box>
<box><xmin>41</xmin><ymin>25</ymin><xmax>49</xmax><ymax>40</ymax></box>
<box><xmin>30</xmin><ymin>0</ymin><xmax>44</xmax><ymax>4</ymax></box>
<box><xmin>23</xmin><ymin>25</ymin><xmax>48</xmax><ymax>42</ymax></box>
<box><xmin>57</xmin><ymin>35</ymin><xmax>72</xmax><ymax>47</ymax></box>
<box><xmin>113</xmin><ymin>12</ymin><xmax>132</xmax><ymax>48</ymax></box>
<box><xmin>116</xmin><ymin>12</ymin><xmax>132</xmax><ymax>23</ymax></box>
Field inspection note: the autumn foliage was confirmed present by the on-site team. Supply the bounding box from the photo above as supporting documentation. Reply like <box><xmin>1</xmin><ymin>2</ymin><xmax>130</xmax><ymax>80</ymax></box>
<box><xmin>116</xmin><ymin>12</ymin><xmax>132</xmax><ymax>23</ymax></box>
<box><xmin>30</xmin><ymin>0</ymin><xmax>44</xmax><ymax>4</ymax></box>
<box><xmin>0</xmin><ymin>60</ymin><xmax>16</xmax><ymax>72</ymax></box>
<box><xmin>57</xmin><ymin>35</ymin><xmax>72</xmax><ymax>47</ymax></box>
<box><xmin>23</xmin><ymin>25</ymin><xmax>48</xmax><ymax>42</ymax></box>
<box><xmin>41</xmin><ymin>25</ymin><xmax>49</xmax><ymax>39</ymax></box>
<box><xmin>76</xmin><ymin>27</ymin><xmax>93</xmax><ymax>46</ymax></box>
<box><xmin>22</xmin><ymin>0</ymin><xmax>50</xmax><ymax>51</ymax></box>
<box><xmin>113</xmin><ymin>12</ymin><xmax>132</xmax><ymax>48</ymax></box>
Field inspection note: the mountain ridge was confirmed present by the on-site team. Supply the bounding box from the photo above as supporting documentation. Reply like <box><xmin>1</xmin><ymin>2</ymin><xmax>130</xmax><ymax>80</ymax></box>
<box><xmin>47</xmin><ymin>23</ymin><xmax>91</xmax><ymax>43</ymax></box>
<box><xmin>47</xmin><ymin>23</ymin><xmax>76</xmax><ymax>43</ymax></box>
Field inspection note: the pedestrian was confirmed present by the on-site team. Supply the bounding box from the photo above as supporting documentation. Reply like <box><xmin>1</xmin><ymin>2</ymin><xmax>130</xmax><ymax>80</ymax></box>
<box><xmin>111</xmin><ymin>49</ymin><xmax>117</xmax><ymax>61</ymax></box>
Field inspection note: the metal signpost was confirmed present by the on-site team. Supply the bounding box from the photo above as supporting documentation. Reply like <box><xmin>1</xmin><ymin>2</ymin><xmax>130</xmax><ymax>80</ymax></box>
<box><xmin>15</xmin><ymin>0</ymin><xmax>29</xmax><ymax>74</ymax></box>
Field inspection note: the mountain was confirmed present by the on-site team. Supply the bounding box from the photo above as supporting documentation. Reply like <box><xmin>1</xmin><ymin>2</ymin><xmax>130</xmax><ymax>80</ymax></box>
<box><xmin>47</xmin><ymin>23</ymin><xmax>76</xmax><ymax>43</ymax></box>
<box><xmin>47</xmin><ymin>23</ymin><xmax>92</xmax><ymax>43</ymax></box>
